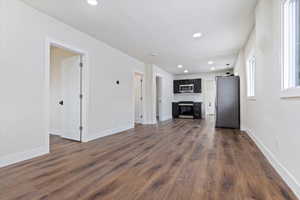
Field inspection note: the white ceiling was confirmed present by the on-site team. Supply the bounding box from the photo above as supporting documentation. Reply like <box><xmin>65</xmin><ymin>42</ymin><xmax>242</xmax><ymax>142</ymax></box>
<box><xmin>22</xmin><ymin>0</ymin><xmax>257</xmax><ymax>74</ymax></box>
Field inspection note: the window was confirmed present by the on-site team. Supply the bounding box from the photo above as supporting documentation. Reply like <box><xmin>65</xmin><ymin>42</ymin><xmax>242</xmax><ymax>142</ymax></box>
<box><xmin>282</xmin><ymin>0</ymin><xmax>300</xmax><ymax>90</ymax></box>
<box><xmin>247</xmin><ymin>56</ymin><xmax>256</xmax><ymax>98</ymax></box>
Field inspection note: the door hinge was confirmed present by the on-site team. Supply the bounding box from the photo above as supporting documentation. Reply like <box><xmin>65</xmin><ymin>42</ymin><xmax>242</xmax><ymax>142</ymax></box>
<box><xmin>79</xmin><ymin>126</ymin><xmax>83</xmax><ymax>131</ymax></box>
<box><xmin>80</xmin><ymin>62</ymin><xmax>83</xmax><ymax>68</ymax></box>
<box><xmin>79</xmin><ymin>94</ymin><xmax>83</xmax><ymax>99</ymax></box>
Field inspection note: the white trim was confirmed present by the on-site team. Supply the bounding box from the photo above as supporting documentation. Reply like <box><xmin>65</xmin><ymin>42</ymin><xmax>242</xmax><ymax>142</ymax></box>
<box><xmin>143</xmin><ymin>121</ymin><xmax>157</xmax><ymax>125</ymax></box>
<box><xmin>281</xmin><ymin>0</ymin><xmax>285</xmax><ymax>91</ymax></box>
<box><xmin>83</xmin><ymin>124</ymin><xmax>134</xmax><ymax>142</ymax></box>
<box><xmin>133</xmin><ymin>71</ymin><xmax>146</xmax><ymax>124</ymax></box>
<box><xmin>281</xmin><ymin>87</ymin><xmax>300</xmax><ymax>98</ymax></box>
<box><xmin>45</xmin><ymin>37</ymin><xmax>90</xmax><ymax>143</ymax></box>
<box><xmin>247</xmin><ymin>96</ymin><xmax>257</xmax><ymax>101</ymax></box>
<box><xmin>155</xmin><ymin>75</ymin><xmax>164</xmax><ymax>123</ymax></box>
<box><xmin>281</xmin><ymin>0</ymin><xmax>300</xmax><ymax>91</ymax></box>
<box><xmin>246</xmin><ymin>54</ymin><xmax>256</xmax><ymax>98</ymax></box>
<box><xmin>49</xmin><ymin>130</ymin><xmax>62</xmax><ymax>136</ymax></box>
<box><xmin>0</xmin><ymin>146</ymin><xmax>49</xmax><ymax>168</ymax></box>
<box><xmin>245</xmin><ymin>128</ymin><xmax>300</xmax><ymax>198</ymax></box>
<box><xmin>158</xmin><ymin>115</ymin><xmax>173</xmax><ymax>122</ymax></box>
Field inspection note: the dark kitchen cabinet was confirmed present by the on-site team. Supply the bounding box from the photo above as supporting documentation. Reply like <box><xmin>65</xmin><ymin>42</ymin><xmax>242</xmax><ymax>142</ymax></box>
<box><xmin>172</xmin><ymin>102</ymin><xmax>179</xmax><ymax>118</ymax></box>
<box><xmin>193</xmin><ymin>79</ymin><xmax>202</xmax><ymax>93</ymax></box>
<box><xmin>181</xmin><ymin>79</ymin><xmax>190</xmax><ymax>85</ymax></box>
<box><xmin>193</xmin><ymin>103</ymin><xmax>202</xmax><ymax>119</ymax></box>
<box><xmin>173</xmin><ymin>79</ymin><xmax>201</xmax><ymax>94</ymax></box>
<box><xmin>173</xmin><ymin>80</ymin><xmax>180</xmax><ymax>93</ymax></box>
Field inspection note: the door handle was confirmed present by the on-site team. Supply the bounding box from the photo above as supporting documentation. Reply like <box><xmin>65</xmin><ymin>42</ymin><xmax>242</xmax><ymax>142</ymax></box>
<box><xmin>59</xmin><ymin>100</ymin><xmax>64</xmax><ymax>106</ymax></box>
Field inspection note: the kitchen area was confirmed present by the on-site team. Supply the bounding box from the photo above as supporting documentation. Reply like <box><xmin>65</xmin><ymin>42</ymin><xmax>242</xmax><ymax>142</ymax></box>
<box><xmin>172</xmin><ymin>78</ymin><xmax>203</xmax><ymax>119</ymax></box>
<box><xmin>172</xmin><ymin>71</ymin><xmax>240</xmax><ymax>129</ymax></box>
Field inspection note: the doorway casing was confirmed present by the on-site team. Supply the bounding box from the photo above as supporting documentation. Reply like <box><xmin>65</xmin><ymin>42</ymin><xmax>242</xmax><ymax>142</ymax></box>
<box><xmin>45</xmin><ymin>38</ymin><xmax>89</xmax><ymax>149</ymax></box>
<box><xmin>155</xmin><ymin>75</ymin><xmax>163</xmax><ymax>122</ymax></box>
<box><xmin>133</xmin><ymin>72</ymin><xmax>145</xmax><ymax>125</ymax></box>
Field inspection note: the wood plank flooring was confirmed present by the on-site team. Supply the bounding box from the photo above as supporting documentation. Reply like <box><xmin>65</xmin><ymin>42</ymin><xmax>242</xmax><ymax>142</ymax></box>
<box><xmin>0</xmin><ymin>119</ymin><xmax>297</xmax><ymax>200</ymax></box>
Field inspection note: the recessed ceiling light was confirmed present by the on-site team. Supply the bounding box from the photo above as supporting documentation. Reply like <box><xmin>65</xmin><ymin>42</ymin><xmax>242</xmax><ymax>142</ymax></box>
<box><xmin>178</xmin><ymin>65</ymin><xmax>183</xmax><ymax>68</ymax></box>
<box><xmin>184</xmin><ymin>69</ymin><xmax>189</xmax><ymax>73</ymax></box>
<box><xmin>208</xmin><ymin>61</ymin><xmax>214</xmax><ymax>65</ymax></box>
<box><xmin>211</xmin><ymin>67</ymin><xmax>216</xmax><ymax>71</ymax></box>
<box><xmin>87</xmin><ymin>0</ymin><xmax>98</xmax><ymax>6</ymax></box>
<box><xmin>193</xmin><ymin>32</ymin><xmax>203</xmax><ymax>39</ymax></box>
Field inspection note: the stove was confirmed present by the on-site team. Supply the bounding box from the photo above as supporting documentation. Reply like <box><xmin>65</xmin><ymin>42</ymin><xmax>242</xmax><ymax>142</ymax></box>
<box><xmin>178</xmin><ymin>101</ymin><xmax>194</xmax><ymax>119</ymax></box>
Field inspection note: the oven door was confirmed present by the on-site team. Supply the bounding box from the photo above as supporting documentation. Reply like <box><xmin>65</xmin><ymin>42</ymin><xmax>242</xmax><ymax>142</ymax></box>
<box><xmin>179</xmin><ymin>84</ymin><xmax>194</xmax><ymax>93</ymax></box>
<box><xmin>178</xmin><ymin>104</ymin><xmax>194</xmax><ymax>118</ymax></box>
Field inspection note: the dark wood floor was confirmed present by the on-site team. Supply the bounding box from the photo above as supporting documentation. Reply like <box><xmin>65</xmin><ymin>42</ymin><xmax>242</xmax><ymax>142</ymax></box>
<box><xmin>0</xmin><ymin>119</ymin><xmax>297</xmax><ymax>200</ymax></box>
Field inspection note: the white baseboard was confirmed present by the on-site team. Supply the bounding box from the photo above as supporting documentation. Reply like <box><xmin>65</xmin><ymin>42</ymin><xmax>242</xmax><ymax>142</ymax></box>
<box><xmin>143</xmin><ymin>116</ymin><xmax>172</xmax><ymax>125</ymax></box>
<box><xmin>240</xmin><ymin>124</ymin><xmax>247</xmax><ymax>131</ymax></box>
<box><xmin>49</xmin><ymin>129</ymin><xmax>62</xmax><ymax>136</ymax></box>
<box><xmin>62</xmin><ymin>134</ymin><xmax>81</xmax><ymax>142</ymax></box>
<box><xmin>83</xmin><ymin>124</ymin><xmax>134</xmax><ymax>142</ymax></box>
<box><xmin>245</xmin><ymin>128</ymin><xmax>300</xmax><ymax>199</ymax></box>
<box><xmin>159</xmin><ymin>115</ymin><xmax>172</xmax><ymax>122</ymax></box>
<box><xmin>143</xmin><ymin>121</ymin><xmax>157</xmax><ymax>125</ymax></box>
<box><xmin>0</xmin><ymin>146</ymin><xmax>49</xmax><ymax>168</ymax></box>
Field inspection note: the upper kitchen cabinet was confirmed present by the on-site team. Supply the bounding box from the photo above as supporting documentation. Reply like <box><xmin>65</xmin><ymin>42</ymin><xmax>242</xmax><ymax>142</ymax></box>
<box><xmin>173</xmin><ymin>80</ymin><xmax>180</xmax><ymax>93</ymax></box>
<box><xmin>173</xmin><ymin>79</ymin><xmax>201</xmax><ymax>94</ymax></box>
<box><xmin>193</xmin><ymin>79</ymin><xmax>202</xmax><ymax>93</ymax></box>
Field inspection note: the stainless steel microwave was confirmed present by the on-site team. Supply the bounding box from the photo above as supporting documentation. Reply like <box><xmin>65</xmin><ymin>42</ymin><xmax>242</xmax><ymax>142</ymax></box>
<box><xmin>179</xmin><ymin>84</ymin><xmax>194</xmax><ymax>93</ymax></box>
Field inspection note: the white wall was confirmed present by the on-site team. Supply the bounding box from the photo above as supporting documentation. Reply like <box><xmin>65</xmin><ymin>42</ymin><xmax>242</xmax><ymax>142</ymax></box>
<box><xmin>142</xmin><ymin>64</ymin><xmax>174</xmax><ymax>124</ymax></box>
<box><xmin>174</xmin><ymin>71</ymin><xmax>232</xmax><ymax>116</ymax></box>
<box><xmin>153</xmin><ymin>65</ymin><xmax>174</xmax><ymax>122</ymax></box>
<box><xmin>234</xmin><ymin>51</ymin><xmax>247</xmax><ymax>130</ymax></box>
<box><xmin>143</xmin><ymin>64</ymin><xmax>155</xmax><ymax>124</ymax></box>
<box><xmin>0</xmin><ymin>0</ymin><xmax>145</xmax><ymax>167</ymax></box>
<box><xmin>235</xmin><ymin>0</ymin><xmax>300</xmax><ymax>197</ymax></box>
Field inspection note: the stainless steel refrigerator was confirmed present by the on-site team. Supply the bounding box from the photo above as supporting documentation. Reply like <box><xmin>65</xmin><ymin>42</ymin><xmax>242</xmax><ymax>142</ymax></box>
<box><xmin>215</xmin><ymin>76</ymin><xmax>240</xmax><ymax>129</ymax></box>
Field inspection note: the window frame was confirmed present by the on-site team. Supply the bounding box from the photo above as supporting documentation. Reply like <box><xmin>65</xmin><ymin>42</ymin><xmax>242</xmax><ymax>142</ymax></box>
<box><xmin>246</xmin><ymin>54</ymin><xmax>256</xmax><ymax>100</ymax></box>
<box><xmin>281</xmin><ymin>0</ymin><xmax>300</xmax><ymax>98</ymax></box>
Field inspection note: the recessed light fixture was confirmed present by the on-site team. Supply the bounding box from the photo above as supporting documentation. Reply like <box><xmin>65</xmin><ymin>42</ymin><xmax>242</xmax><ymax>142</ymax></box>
<box><xmin>87</xmin><ymin>0</ymin><xmax>98</xmax><ymax>6</ymax></box>
<box><xmin>184</xmin><ymin>69</ymin><xmax>189</xmax><ymax>73</ymax></box>
<box><xmin>178</xmin><ymin>65</ymin><xmax>183</xmax><ymax>68</ymax></box>
<box><xmin>208</xmin><ymin>61</ymin><xmax>214</xmax><ymax>65</ymax></box>
<box><xmin>193</xmin><ymin>32</ymin><xmax>203</xmax><ymax>39</ymax></box>
<box><xmin>211</xmin><ymin>67</ymin><xmax>216</xmax><ymax>71</ymax></box>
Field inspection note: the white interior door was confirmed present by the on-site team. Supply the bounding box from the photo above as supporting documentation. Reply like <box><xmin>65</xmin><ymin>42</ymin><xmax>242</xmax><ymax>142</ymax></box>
<box><xmin>61</xmin><ymin>55</ymin><xmax>81</xmax><ymax>141</ymax></box>
<box><xmin>205</xmin><ymin>80</ymin><xmax>216</xmax><ymax>115</ymax></box>
<box><xmin>134</xmin><ymin>74</ymin><xmax>143</xmax><ymax>123</ymax></box>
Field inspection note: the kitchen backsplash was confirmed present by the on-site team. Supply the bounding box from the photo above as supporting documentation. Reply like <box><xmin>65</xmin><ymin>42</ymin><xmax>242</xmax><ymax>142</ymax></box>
<box><xmin>173</xmin><ymin>93</ymin><xmax>203</xmax><ymax>102</ymax></box>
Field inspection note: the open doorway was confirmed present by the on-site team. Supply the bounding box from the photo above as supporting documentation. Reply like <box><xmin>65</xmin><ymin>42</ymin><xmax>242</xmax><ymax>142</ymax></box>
<box><xmin>156</xmin><ymin>76</ymin><xmax>163</xmax><ymax>122</ymax></box>
<box><xmin>48</xmin><ymin>44</ymin><xmax>84</xmax><ymax>151</ymax></box>
<box><xmin>134</xmin><ymin>73</ymin><xmax>144</xmax><ymax>125</ymax></box>
<box><xmin>205</xmin><ymin>80</ymin><xmax>216</xmax><ymax>116</ymax></box>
